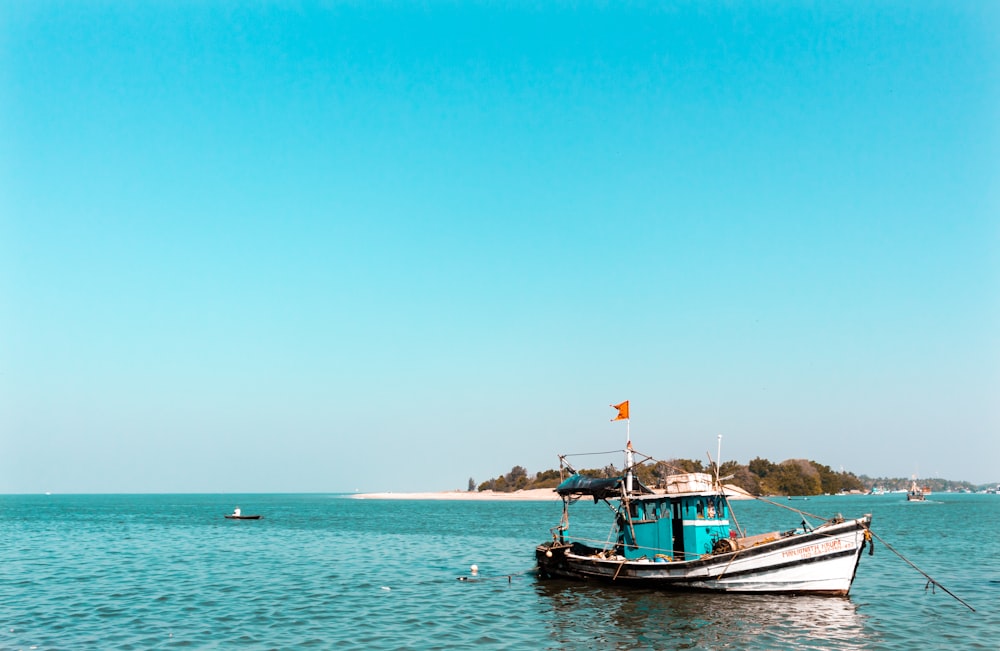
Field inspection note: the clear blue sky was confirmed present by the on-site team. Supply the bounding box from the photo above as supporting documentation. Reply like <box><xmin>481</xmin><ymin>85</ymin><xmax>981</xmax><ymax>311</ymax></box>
<box><xmin>2</xmin><ymin>1</ymin><xmax>998</xmax><ymax>493</ymax></box>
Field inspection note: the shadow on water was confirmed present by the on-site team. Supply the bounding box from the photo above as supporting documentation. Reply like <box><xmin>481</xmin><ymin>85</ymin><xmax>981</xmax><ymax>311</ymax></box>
<box><xmin>534</xmin><ymin>580</ymin><xmax>876</xmax><ymax>650</ymax></box>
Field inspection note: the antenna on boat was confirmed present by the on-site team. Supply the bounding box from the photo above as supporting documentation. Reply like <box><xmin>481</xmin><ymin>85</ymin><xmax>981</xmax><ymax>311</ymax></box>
<box><xmin>625</xmin><ymin>437</ymin><xmax>634</xmax><ymax>494</ymax></box>
<box><xmin>716</xmin><ymin>434</ymin><xmax>722</xmax><ymax>487</ymax></box>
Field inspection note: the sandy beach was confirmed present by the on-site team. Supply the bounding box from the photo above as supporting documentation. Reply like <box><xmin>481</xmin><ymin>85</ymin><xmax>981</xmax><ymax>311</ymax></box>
<box><xmin>350</xmin><ymin>488</ymin><xmax>562</xmax><ymax>501</ymax></box>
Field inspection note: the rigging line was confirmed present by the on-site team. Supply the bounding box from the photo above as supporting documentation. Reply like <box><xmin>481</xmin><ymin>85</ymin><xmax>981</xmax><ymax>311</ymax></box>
<box><xmin>724</xmin><ymin>496</ymin><xmax>745</xmax><ymax>538</ymax></box>
<box><xmin>624</xmin><ymin>454</ymin><xmax>655</xmax><ymax>473</ymax></box>
<box><xmin>749</xmin><ymin>495</ymin><xmax>831</xmax><ymax>522</ymax></box>
<box><xmin>612</xmin><ymin>558</ymin><xmax>628</xmax><ymax>581</ymax></box>
<box><xmin>868</xmin><ymin>529</ymin><xmax>976</xmax><ymax>613</ymax></box>
<box><xmin>565</xmin><ymin>535</ymin><xmax>616</xmax><ymax>547</ymax></box>
<box><xmin>620</xmin><ymin>491</ymin><xmax>640</xmax><ymax>551</ymax></box>
<box><xmin>630</xmin><ymin>451</ymin><xmax>711</xmax><ymax>477</ymax></box>
<box><xmin>457</xmin><ymin>568</ymin><xmax>536</xmax><ymax>583</ymax></box>
<box><xmin>561</xmin><ymin>450</ymin><xmax>623</xmax><ymax>459</ymax></box>
<box><xmin>559</xmin><ymin>534</ymin><xmax>676</xmax><ymax>558</ymax></box>
<box><xmin>715</xmin><ymin>546</ymin><xmax>745</xmax><ymax>581</ymax></box>
<box><xmin>559</xmin><ymin>532</ymin><xmax>684</xmax><ymax>559</ymax></box>
<box><xmin>603</xmin><ymin>513</ymin><xmax>618</xmax><ymax>549</ymax></box>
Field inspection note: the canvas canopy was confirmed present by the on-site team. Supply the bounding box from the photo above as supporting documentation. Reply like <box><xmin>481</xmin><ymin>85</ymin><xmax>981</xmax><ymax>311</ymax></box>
<box><xmin>555</xmin><ymin>474</ymin><xmax>653</xmax><ymax>499</ymax></box>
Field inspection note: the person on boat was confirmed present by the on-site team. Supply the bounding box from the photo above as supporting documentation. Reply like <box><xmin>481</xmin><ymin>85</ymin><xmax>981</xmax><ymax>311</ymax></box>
<box><xmin>232</xmin><ymin>506</ymin><xmax>241</xmax><ymax>517</ymax></box>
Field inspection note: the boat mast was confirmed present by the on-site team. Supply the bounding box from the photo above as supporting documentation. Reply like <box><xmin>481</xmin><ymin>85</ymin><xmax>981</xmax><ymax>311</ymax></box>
<box><xmin>611</xmin><ymin>401</ymin><xmax>632</xmax><ymax>493</ymax></box>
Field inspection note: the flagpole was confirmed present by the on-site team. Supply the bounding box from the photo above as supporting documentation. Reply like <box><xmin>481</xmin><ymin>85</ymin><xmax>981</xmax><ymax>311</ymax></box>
<box><xmin>611</xmin><ymin>400</ymin><xmax>633</xmax><ymax>493</ymax></box>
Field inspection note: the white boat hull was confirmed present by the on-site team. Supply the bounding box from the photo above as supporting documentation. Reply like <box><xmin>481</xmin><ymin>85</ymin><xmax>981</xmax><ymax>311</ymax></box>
<box><xmin>537</xmin><ymin>516</ymin><xmax>870</xmax><ymax>595</ymax></box>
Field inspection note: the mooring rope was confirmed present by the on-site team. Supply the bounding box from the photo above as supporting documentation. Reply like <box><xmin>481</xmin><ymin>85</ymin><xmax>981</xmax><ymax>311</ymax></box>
<box><xmin>867</xmin><ymin>529</ymin><xmax>975</xmax><ymax>612</ymax></box>
<box><xmin>748</xmin><ymin>495</ymin><xmax>833</xmax><ymax>523</ymax></box>
<box><xmin>457</xmin><ymin>568</ymin><xmax>536</xmax><ymax>583</ymax></box>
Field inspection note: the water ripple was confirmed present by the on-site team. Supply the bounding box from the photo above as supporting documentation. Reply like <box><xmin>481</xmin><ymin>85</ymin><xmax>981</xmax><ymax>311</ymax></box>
<box><xmin>1</xmin><ymin>494</ymin><xmax>997</xmax><ymax>649</ymax></box>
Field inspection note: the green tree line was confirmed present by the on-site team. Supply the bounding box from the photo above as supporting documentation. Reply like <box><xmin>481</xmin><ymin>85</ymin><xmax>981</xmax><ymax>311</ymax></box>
<box><xmin>473</xmin><ymin>456</ymin><xmax>868</xmax><ymax>496</ymax></box>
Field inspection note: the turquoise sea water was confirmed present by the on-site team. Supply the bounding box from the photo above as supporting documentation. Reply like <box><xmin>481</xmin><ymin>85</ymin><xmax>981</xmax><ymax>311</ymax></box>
<box><xmin>2</xmin><ymin>493</ymin><xmax>997</xmax><ymax>650</ymax></box>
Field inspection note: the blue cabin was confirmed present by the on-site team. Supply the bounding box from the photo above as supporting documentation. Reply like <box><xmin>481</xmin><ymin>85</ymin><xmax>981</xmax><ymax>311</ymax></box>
<box><xmin>618</xmin><ymin>491</ymin><xmax>731</xmax><ymax>561</ymax></box>
<box><xmin>554</xmin><ymin>471</ymin><xmax>733</xmax><ymax>562</ymax></box>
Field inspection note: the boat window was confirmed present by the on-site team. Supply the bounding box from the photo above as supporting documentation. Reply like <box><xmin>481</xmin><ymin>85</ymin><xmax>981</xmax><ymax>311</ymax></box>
<box><xmin>696</xmin><ymin>500</ymin><xmax>704</xmax><ymax>518</ymax></box>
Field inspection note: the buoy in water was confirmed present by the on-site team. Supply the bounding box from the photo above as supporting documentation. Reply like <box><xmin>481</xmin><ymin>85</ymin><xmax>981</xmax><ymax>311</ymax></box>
<box><xmin>470</xmin><ymin>564</ymin><xmax>478</xmax><ymax>575</ymax></box>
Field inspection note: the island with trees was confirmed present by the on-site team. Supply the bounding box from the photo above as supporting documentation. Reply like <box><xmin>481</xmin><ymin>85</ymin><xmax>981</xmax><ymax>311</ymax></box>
<box><xmin>471</xmin><ymin>457</ymin><xmax>991</xmax><ymax>497</ymax></box>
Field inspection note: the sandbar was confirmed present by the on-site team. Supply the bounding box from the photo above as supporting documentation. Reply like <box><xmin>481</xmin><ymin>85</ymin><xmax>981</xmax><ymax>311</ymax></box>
<box><xmin>351</xmin><ymin>488</ymin><xmax>561</xmax><ymax>501</ymax></box>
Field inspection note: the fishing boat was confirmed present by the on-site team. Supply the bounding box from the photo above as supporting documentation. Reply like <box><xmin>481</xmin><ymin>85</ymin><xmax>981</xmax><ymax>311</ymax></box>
<box><xmin>535</xmin><ymin>423</ymin><xmax>872</xmax><ymax>595</ymax></box>
<box><xmin>906</xmin><ymin>480</ymin><xmax>926</xmax><ymax>502</ymax></box>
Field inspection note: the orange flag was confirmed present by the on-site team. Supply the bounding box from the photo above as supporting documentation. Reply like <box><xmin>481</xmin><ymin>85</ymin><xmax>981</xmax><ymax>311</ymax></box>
<box><xmin>611</xmin><ymin>400</ymin><xmax>629</xmax><ymax>421</ymax></box>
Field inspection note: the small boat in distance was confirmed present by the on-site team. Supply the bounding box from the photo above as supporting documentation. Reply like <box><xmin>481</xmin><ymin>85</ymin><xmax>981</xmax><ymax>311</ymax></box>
<box><xmin>906</xmin><ymin>480</ymin><xmax>927</xmax><ymax>502</ymax></box>
<box><xmin>536</xmin><ymin>425</ymin><xmax>872</xmax><ymax>595</ymax></box>
<box><xmin>225</xmin><ymin>506</ymin><xmax>262</xmax><ymax>520</ymax></box>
